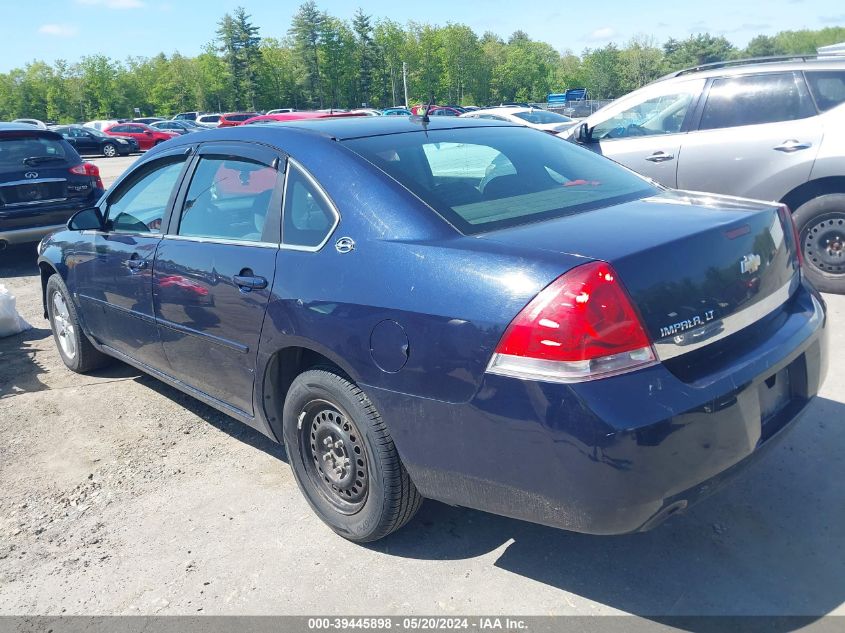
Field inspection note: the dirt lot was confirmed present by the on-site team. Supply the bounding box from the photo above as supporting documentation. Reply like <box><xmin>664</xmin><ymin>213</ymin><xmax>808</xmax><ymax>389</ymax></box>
<box><xmin>1</xmin><ymin>157</ymin><xmax>844</xmax><ymax>617</ymax></box>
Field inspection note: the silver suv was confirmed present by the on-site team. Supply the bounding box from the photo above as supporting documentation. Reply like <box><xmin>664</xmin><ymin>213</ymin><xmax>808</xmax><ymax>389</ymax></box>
<box><xmin>568</xmin><ymin>56</ymin><xmax>845</xmax><ymax>293</ymax></box>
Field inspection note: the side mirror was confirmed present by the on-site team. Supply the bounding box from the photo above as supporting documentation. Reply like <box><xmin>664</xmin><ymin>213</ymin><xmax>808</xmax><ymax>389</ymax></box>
<box><xmin>574</xmin><ymin>122</ymin><xmax>593</xmax><ymax>144</ymax></box>
<box><xmin>68</xmin><ymin>207</ymin><xmax>104</xmax><ymax>232</ymax></box>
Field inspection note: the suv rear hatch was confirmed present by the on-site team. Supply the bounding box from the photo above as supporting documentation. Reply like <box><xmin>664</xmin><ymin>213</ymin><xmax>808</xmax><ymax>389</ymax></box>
<box><xmin>480</xmin><ymin>190</ymin><xmax>802</xmax><ymax>364</ymax></box>
<box><xmin>0</xmin><ymin>128</ymin><xmax>95</xmax><ymax>229</ymax></box>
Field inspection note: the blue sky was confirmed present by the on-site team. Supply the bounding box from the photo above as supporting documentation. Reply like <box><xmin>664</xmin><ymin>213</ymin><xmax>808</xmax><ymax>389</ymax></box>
<box><xmin>3</xmin><ymin>0</ymin><xmax>844</xmax><ymax>72</ymax></box>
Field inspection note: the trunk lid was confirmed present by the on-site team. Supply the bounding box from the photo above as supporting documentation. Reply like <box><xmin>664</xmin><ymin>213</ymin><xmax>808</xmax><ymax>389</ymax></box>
<box><xmin>478</xmin><ymin>190</ymin><xmax>801</xmax><ymax>355</ymax></box>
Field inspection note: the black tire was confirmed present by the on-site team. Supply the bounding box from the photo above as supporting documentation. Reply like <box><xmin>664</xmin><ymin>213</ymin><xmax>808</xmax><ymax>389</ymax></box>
<box><xmin>102</xmin><ymin>143</ymin><xmax>117</xmax><ymax>158</ymax></box>
<box><xmin>282</xmin><ymin>368</ymin><xmax>422</xmax><ymax>542</ymax></box>
<box><xmin>46</xmin><ymin>275</ymin><xmax>111</xmax><ymax>373</ymax></box>
<box><xmin>793</xmin><ymin>194</ymin><xmax>845</xmax><ymax>294</ymax></box>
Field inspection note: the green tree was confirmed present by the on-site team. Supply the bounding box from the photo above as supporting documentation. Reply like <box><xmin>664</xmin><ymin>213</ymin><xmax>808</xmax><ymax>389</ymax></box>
<box><xmin>217</xmin><ymin>7</ymin><xmax>261</xmax><ymax>110</ymax></box>
<box><xmin>352</xmin><ymin>9</ymin><xmax>374</xmax><ymax>107</ymax></box>
<box><xmin>290</xmin><ymin>1</ymin><xmax>325</xmax><ymax>107</ymax></box>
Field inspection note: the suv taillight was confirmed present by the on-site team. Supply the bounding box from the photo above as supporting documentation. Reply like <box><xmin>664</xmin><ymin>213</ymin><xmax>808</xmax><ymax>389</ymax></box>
<box><xmin>778</xmin><ymin>204</ymin><xmax>803</xmax><ymax>268</ymax></box>
<box><xmin>487</xmin><ymin>261</ymin><xmax>656</xmax><ymax>383</ymax></box>
<box><xmin>69</xmin><ymin>162</ymin><xmax>104</xmax><ymax>190</ymax></box>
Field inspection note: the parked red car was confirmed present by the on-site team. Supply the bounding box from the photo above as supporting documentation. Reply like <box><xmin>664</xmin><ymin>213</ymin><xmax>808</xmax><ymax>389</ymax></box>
<box><xmin>242</xmin><ymin>111</ymin><xmax>368</xmax><ymax>125</ymax></box>
<box><xmin>102</xmin><ymin>122</ymin><xmax>177</xmax><ymax>151</ymax></box>
<box><xmin>217</xmin><ymin>112</ymin><xmax>260</xmax><ymax>127</ymax></box>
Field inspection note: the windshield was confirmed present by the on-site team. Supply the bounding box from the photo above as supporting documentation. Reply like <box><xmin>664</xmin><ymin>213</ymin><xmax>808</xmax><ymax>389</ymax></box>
<box><xmin>0</xmin><ymin>134</ymin><xmax>69</xmax><ymax>169</ymax></box>
<box><xmin>344</xmin><ymin>127</ymin><xmax>657</xmax><ymax>235</ymax></box>
<box><xmin>513</xmin><ymin>110</ymin><xmax>572</xmax><ymax>124</ymax></box>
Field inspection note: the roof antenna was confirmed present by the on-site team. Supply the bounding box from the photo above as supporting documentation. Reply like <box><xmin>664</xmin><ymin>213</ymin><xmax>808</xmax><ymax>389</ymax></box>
<box><xmin>422</xmin><ymin>94</ymin><xmax>435</xmax><ymax>123</ymax></box>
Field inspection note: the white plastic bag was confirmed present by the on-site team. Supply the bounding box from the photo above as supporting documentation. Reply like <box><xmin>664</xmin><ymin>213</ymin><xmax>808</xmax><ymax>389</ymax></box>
<box><xmin>0</xmin><ymin>283</ymin><xmax>31</xmax><ymax>338</ymax></box>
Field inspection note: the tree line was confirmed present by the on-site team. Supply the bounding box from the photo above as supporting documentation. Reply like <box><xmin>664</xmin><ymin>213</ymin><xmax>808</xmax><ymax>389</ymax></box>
<box><xmin>0</xmin><ymin>3</ymin><xmax>842</xmax><ymax>123</ymax></box>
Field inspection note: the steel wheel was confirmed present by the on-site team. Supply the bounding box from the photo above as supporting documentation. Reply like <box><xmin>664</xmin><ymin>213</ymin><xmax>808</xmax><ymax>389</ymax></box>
<box><xmin>51</xmin><ymin>290</ymin><xmax>77</xmax><ymax>360</ymax></box>
<box><xmin>299</xmin><ymin>399</ymin><xmax>369</xmax><ymax>514</ymax></box>
<box><xmin>102</xmin><ymin>143</ymin><xmax>116</xmax><ymax>158</ymax></box>
<box><xmin>802</xmin><ymin>212</ymin><xmax>845</xmax><ymax>276</ymax></box>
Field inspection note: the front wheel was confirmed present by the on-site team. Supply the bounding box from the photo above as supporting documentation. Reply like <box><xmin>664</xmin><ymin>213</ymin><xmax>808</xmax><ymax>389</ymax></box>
<box><xmin>102</xmin><ymin>143</ymin><xmax>117</xmax><ymax>158</ymax></box>
<box><xmin>282</xmin><ymin>368</ymin><xmax>422</xmax><ymax>542</ymax></box>
<box><xmin>46</xmin><ymin>275</ymin><xmax>111</xmax><ymax>373</ymax></box>
<box><xmin>794</xmin><ymin>194</ymin><xmax>845</xmax><ymax>294</ymax></box>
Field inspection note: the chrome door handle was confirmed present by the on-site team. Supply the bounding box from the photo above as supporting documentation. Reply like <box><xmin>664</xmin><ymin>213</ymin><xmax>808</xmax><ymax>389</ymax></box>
<box><xmin>774</xmin><ymin>140</ymin><xmax>812</xmax><ymax>153</ymax></box>
<box><xmin>233</xmin><ymin>274</ymin><xmax>268</xmax><ymax>291</ymax></box>
<box><xmin>125</xmin><ymin>258</ymin><xmax>148</xmax><ymax>271</ymax></box>
<box><xmin>645</xmin><ymin>151</ymin><xmax>675</xmax><ymax>163</ymax></box>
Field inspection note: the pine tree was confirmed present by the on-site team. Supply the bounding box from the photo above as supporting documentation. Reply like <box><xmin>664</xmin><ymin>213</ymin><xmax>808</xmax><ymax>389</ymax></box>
<box><xmin>352</xmin><ymin>9</ymin><xmax>374</xmax><ymax>107</ymax></box>
<box><xmin>290</xmin><ymin>1</ymin><xmax>325</xmax><ymax>108</ymax></box>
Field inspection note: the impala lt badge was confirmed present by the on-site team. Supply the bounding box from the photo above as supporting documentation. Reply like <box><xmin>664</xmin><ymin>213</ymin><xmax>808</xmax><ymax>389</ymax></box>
<box><xmin>741</xmin><ymin>253</ymin><xmax>762</xmax><ymax>275</ymax></box>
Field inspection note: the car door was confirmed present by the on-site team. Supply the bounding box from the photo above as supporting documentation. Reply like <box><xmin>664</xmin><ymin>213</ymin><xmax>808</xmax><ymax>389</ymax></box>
<box><xmin>73</xmin><ymin>128</ymin><xmax>99</xmax><ymax>155</ymax></box>
<box><xmin>676</xmin><ymin>71</ymin><xmax>822</xmax><ymax>200</ymax></box>
<box><xmin>585</xmin><ymin>78</ymin><xmax>706</xmax><ymax>187</ymax></box>
<box><xmin>153</xmin><ymin>142</ymin><xmax>283</xmax><ymax>415</ymax></box>
<box><xmin>72</xmin><ymin>148</ymin><xmax>193</xmax><ymax>369</ymax></box>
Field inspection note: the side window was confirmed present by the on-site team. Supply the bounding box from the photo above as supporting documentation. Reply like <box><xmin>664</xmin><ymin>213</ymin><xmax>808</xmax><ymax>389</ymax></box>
<box><xmin>699</xmin><ymin>73</ymin><xmax>815</xmax><ymax>130</ymax></box>
<box><xmin>178</xmin><ymin>156</ymin><xmax>280</xmax><ymax>243</ymax></box>
<box><xmin>107</xmin><ymin>158</ymin><xmax>186</xmax><ymax>233</ymax></box>
<box><xmin>282</xmin><ymin>164</ymin><xmax>338</xmax><ymax>249</ymax></box>
<box><xmin>592</xmin><ymin>86</ymin><xmax>701</xmax><ymax>140</ymax></box>
<box><xmin>805</xmin><ymin>71</ymin><xmax>845</xmax><ymax>112</ymax></box>
<box><xmin>111</xmin><ymin>125</ymin><xmax>128</xmax><ymax>133</ymax></box>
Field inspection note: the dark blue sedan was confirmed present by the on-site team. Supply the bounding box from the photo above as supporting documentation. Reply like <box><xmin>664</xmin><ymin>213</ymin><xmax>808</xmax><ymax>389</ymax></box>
<box><xmin>37</xmin><ymin>117</ymin><xmax>828</xmax><ymax>542</ymax></box>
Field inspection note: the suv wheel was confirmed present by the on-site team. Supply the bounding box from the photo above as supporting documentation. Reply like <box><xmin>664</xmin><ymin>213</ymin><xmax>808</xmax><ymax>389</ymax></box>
<box><xmin>794</xmin><ymin>194</ymin><xmax>845</xmax><ymax>294</ymax></box>
<box><xmin>282</xmin><ymin>368</ymin><xmax>422</xmax><ymax>542</ymax></box>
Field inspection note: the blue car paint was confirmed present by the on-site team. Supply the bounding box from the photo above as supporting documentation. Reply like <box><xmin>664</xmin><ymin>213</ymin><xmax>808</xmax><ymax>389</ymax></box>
<box><xmin>37</xmin><ymin>119</ymin><xmax>828</xmax><ymax>534</ymax></box>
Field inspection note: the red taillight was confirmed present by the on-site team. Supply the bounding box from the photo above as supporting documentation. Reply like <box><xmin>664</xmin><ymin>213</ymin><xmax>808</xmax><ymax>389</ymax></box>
<box><xmin>70</xmin><ymin>162</ymin><xmax>104</xmax><ymax>190</ymax></box>
<box><xmin>488</xmin><ymin>261</ymin><xmax>656</xmax><ymax>382</ymax></box>
<box><xmin>778</xmin><ymin>204</ymin><xmax>803</xmax><ymax>267</ymax></box>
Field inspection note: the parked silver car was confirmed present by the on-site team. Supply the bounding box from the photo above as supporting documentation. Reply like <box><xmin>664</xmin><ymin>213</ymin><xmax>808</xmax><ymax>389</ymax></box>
<box><xmin>566</xmin><ymin>56</ymin><xmax>845</xmax><ymax>293</ymax></box>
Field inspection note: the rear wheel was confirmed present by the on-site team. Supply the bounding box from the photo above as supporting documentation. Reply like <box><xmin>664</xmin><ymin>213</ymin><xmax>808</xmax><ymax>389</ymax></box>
<box><xmin>794</xmin><ymin>194</ymin><xmax>845</xmax><ymax>294</ymax></box>
<box><xmin>46</xmin><ymin>275</ymin><xmax>111</xmax><ymax>373</ymax></box>
<box><xmin>102</xmin><ymin>143</ymin><xmax>117</xmax><ymax>158</ymax></box>
<box><xmin>282</xmin><ymin>368</ymin><xmax>422</xmax><ymax>542</ymax></box>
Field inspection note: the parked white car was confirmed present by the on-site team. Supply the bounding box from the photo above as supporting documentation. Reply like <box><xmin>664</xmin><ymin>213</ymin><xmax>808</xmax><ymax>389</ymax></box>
<box><xmin>84</xmin><ymin>120</ymin><xmax>121</xmax><ymax>131</ymax></box>
<box><xmin>195</xmin><ymin>114</ymin><xmax>222</xmax><ymax>128</ymax></box>
<box><xmin>459</xmin><ymin>107</ymin><xmax>577</xmax><ymax>133</ymax></box>
<box><xmin>266</xmin><ymin>108</ymin><xmax>295</xmax><ymax>115</ymax></box>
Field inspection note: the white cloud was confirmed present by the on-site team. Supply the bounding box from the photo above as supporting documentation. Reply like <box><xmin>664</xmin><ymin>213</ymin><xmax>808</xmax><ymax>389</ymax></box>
<box><xmin>76</xmin><ymin>0</ymin><xmax>146</xmax><ymax>8</ymax></box>
<box><xmin>588</xmin><ymin>27</ymin><xmax>617</xmax><ymax>41</ymax></box>
<box><xmin>38</xmin><ymin>23</ymin><xmax>79</xmax><ymax>37</ymax></box>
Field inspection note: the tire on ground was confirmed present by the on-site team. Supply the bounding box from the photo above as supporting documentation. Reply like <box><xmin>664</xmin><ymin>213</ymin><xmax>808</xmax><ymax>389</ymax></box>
<box><xmin>282</xmin><ymin>368</ymin><xmax>422</xmax><ymax>542</ymax></box>
<box><xmin>46</xmin><ymin>274</ymin><xmax>111</xmax><ymax>373</ymax></box>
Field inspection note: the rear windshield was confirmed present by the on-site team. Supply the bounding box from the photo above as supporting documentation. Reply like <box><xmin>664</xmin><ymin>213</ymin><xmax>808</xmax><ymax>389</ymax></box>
<box><xmin>513</xmin><ymin>110</ymin><xmax>572</xmax><ymax>124</ymax></box>
<box><xmin>0</xmin><ymin>134</ymin><xmax>69</xmax><ymax>170</ymax></box>
<box><xmin>344</xmin><ymin>127</ymin><xmax>656</xmax><ymax>234</ymax></box>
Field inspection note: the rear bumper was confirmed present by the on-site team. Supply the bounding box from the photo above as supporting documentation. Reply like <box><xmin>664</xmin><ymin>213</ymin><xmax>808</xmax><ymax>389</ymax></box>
<box><xmin>368</xmin><ymin>282</ymin><xmax>827</xmax><ymax>535</ymax></box>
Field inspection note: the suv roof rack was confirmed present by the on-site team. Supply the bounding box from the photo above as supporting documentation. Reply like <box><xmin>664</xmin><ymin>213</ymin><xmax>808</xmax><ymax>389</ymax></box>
<box><xmin>663</xmin><ymin>54</ymin><xmax>821</xmax><ymax>79</ymax></box>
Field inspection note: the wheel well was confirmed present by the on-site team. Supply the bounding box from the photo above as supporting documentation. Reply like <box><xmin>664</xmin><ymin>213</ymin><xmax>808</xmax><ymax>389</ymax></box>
<box><xmin>38</xmin><ymin>262</ymin><xmax>57</xmax><ymax>318</ymax></box>
<box><xmin>261</xmin><ymin>346</ymin><xmax>346</xmax><ymax>442</ymax></box>
<box><xmin>781</xmin><ymin>177</ymin><xmax>845</xmax><ymax>212</ymax></box>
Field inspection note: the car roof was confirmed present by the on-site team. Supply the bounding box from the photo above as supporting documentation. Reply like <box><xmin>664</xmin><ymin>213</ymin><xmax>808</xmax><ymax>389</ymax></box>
<box><xmin>0</xmin><ymin>123</ymin><xmax>62</xmax><ymax>139</ymax></box>
<box><xmin>250</xmin><ymin>115</ymin><xmax>518</xmax><ymax>140</ymax></box>
<box><xmin>656</xmin><ymin>56</ymin><xmax>845</xmax><ymax>83</ymax></box>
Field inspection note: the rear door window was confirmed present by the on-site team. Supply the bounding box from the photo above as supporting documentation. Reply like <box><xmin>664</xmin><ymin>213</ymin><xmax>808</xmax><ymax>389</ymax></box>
<box><xmin>178</xmin><ymin>156</ymin><xmax>281</xmax><ymax>243</ymax></box>
<box><xmin>805</xmin><ymin>71</ymin><xmax>845</xmax><ymax>112</ymax></box>
<box><xmin>699</xmin><ymin>72</ymin><xmax>816</xmax><ymax>130</ymax></box>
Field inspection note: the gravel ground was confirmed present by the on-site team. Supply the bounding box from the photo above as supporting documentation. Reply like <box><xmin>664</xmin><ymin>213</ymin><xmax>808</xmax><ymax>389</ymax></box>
<box><xmin>0</xmin><ymin>159</ymin><xmax>844</xmax><ymax>617</ymax></box>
